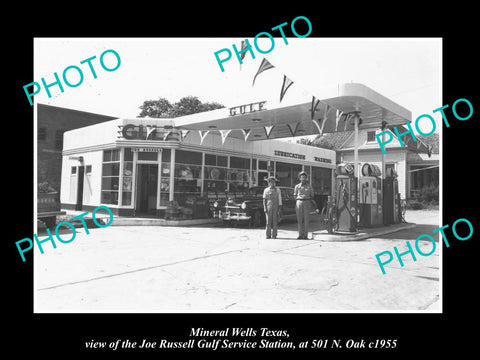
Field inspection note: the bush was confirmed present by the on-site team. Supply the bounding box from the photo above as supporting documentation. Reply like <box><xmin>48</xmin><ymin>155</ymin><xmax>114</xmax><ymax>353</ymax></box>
<box><xmin>416</xmin><ymin>184</ymin><xmax>439</xmax><ymax>204</ymax></box>
<box><xmin>407</xmin><ymin>200</ymin><xmax>424</xmax><ymax>210</ymax></box>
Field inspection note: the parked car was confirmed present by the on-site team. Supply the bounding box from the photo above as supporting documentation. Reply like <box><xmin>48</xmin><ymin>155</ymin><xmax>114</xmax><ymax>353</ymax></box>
<box><xmin>208</xmin><ymin>190</ymin><xmax>228</xmax><ymax>219</ymax></box>
<box><xmin>219</xmin><ymin>186</ymin><xmax>310</xmax><ymax>227</ymax></box>
<box><xmin>37</xmin><ymin>182</ymin><xmax>66</xmax><ymax>229</ymax></box>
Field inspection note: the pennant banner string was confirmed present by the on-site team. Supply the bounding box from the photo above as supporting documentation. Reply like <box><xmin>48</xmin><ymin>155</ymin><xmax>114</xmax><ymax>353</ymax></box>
<box><xmin>343</xmin><ymin>113</ymin><xmax>350</xmax><ymax>131</ymax></box>
<box><xmin>310</xmin><ymin>96</ymin><xmax>321</xmax><ymax>120</ymax></box>
<box><xmin>319</xmin><ymin>103</ymin><xmax>331</xmax><ymax>135</ymax></box>
<box><xmin>180</xmin><ymin>129</ymin><xmax>190</xmax><ymax>141</ymax></box>
<box><xmin>335</xmin><ymin>109</ymin><xmax>343</xmax><ymax>132</ymax></box>
<box><xmin>241</xmin><ymin>128</ymin><xmax>252</xmax><ymax>141</ymax></box>
<box><xmin>163</xmin><ymin>131</ymin><xmax>172</xmax><ymax>141</ymax></box>
<box><xmin>199</xmin><ymin>130</ymin><xmax>210</xmax><ymax>145</ymax></box>
<box><xmin>264</xmin><ymin>125</ymin><xmax>275</xmax><ymax>139</ymax></box>
<box><xmin>287</xmin><ymin>122</ymin><xmax>299</xmax><ymax>137</ymax></box>
<box><xmin>252</xmin><ymin>58</ymin><xmax>274</xmax><ymax>86</ymax></box>
<box><xmin>219</xmin><ymin>129</ymin><xmax>232</xmax><ymax>145</ymax></box>
<box><xmin>239</xmin><ymin>40</ymin><xmax>247</xmax><ymax>70</ymax></box>
<box><xmin>280</xmin><ymin>75</ymin><xmax>294</xmax><ymax>102</ymax></box>
<box><xmin>312</xmin><ymin>118</ymin><xmax>322</xmax><ymax>134</ymax></box>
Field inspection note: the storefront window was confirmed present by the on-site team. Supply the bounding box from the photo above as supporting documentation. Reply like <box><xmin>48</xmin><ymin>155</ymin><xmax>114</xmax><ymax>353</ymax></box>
<box><xmin>204</xmin><ymin>154</ymin><xmax>228</xmax><ymax>199</ymax></box>
<box><xmin>101</xmin><ymin>149</ymin><xmax>120</xmax><ymax>205</ymax></box>
<box><xmin>173</xmin><ymin>150</ymin><xmax>202</xmax><ymax>206</ymax></box>
<box><xmin>122</xmin><ymin>148</ymin><xmax>133</xmax><ymax>206</ymax></box>
<box><xmin>276</xmin><ymin>161</ymin><xmax>302</xmax><ymax>188</ymax></box>
<box><xmin>205</xmin><ymin>153</ymin><xmax>227</xmax><ymax>167</ymax></box>
<box><xmin>121</xmin><ymin>149</ymin><xmax>133</xmax><ymax>206</ymax></box>
<box><xmin>228</xmin><ymin>156</ymin><xmax>251</xmax><ymax>195</ymax></box>
<box><xmin>311</xmin><ymin>166</ymin><xmax>332</xmax><ymax>195</ymax></box>
<box><xmin>160</xmin><ymin>149</ymin><xmax>171</xmax><ymax>206</ymax></box>
<box><xmin>410</xmin><ymin>165</ymin><xmax>439</xmax><ymax>198</ymax></box>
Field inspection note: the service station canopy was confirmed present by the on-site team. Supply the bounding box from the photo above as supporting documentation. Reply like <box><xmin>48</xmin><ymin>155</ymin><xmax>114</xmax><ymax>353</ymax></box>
<box><xmin>174</xmin><ymin>83</ymin><xmax>412</xmax><ymax>142</ymax></box>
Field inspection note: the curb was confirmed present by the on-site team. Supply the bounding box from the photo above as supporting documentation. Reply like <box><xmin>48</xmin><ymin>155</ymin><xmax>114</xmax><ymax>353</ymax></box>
<box><xmin>60</xmin><ymin>211</ymin><xmax>222</xmax><ymax>227</ymax></box>
<box><xmin>313</xmin><ymin>223</ymin><xmax>417</xmax><ymax>242</ymax></box>
<box><xmin>109</xmin><ymin>217</ymin><xmax>222</xmax><ymax>227</ymax></box>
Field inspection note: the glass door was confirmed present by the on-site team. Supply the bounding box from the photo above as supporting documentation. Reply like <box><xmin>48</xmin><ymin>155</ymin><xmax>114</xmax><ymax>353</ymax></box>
<box><xmin>135</xmin><ymin>164</ymin><xmax>158</xmax><ymax>216</ymax></box>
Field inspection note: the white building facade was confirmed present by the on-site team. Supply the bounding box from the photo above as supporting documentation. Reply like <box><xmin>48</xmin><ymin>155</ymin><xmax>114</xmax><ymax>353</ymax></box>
<box><xmin>60</xmin><ymin>117</ymin><xmax>336</xmax><ymax>217</ymax></box>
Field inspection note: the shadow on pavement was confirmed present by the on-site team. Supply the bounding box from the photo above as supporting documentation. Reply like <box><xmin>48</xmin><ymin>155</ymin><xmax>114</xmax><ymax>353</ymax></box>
<box><xmin>380</xmin><ymin>223</ymin><xmax>439</xmax><ymax>241</ymax></box>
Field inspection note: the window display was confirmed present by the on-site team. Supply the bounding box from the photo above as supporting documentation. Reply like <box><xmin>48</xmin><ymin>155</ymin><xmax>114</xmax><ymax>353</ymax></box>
<box><xmin>311</xmin><ymin>166</ymin><xmax>332</xmax><ymax>195</ymax></box>
<box><xmin>173</xmin><ymin>150</ymin><xmax>202</xmax><ymax>206</ymax></box>
<box><xmin>228</xmin><ymin>156</ymin><xmax>251</xmax><ymax>195</ymax></box>
<box><xmin>101</xmin><ymin>149</ymin><xmax>120</xmax><ymax>205</ymax></box>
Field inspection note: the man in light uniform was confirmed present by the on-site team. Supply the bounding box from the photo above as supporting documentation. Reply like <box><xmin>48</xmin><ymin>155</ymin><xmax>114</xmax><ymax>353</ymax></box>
<box><xmin>294</xmin><ymin>171</ymin><xmax>314</xmax><ymax>239</ymax></box>
<box><xmin>263</xmin><ymin>176</ymin><xmax>282</xmax><ymax>239</ymax></box>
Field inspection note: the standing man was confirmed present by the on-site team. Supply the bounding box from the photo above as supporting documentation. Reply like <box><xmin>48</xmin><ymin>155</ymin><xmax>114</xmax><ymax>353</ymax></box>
<box><xmin>263</xmin><ymin>176</ymin><xmax>282</xmax><ymax>239</ymax></box>
<box><xmin>294</xmin><ymin>171</ymin><xmax>314</xmax><ymax>239</ymax></box>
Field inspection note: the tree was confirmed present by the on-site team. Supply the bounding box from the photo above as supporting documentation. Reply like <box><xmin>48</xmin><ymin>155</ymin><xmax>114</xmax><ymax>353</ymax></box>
<box><xmin>138</xmin><ymin>97</ymin><xmax>173</xmax><ymax>118</ymax></box>
<box><xmin>138</xmin><ymin>96</ymin><xmax>224</xmax><ymax>118</ymax></box>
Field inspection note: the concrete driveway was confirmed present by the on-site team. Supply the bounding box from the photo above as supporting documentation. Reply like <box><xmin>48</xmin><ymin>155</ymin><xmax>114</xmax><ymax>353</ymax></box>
<box><xmin>34</xmin><ymin>210</ymin><xmax>440</xmax><ymax>312</ymax></box>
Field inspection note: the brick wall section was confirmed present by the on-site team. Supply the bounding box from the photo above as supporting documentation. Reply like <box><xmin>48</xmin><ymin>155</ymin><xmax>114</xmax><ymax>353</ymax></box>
<box><xmin>37</xmin><ymin>104</ymin><xmax>117</xmax><ymax>192</ymax></box>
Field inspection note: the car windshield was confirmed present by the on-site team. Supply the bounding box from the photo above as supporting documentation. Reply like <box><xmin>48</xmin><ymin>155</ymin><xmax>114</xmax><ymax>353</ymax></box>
<box><xmin>246</xmin><ymin>187</ymin><xmax>265</xmax><ymax>197</ymax></box>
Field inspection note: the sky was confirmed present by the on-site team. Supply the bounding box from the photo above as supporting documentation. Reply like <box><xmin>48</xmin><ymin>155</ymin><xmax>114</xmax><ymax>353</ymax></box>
<box><xmin>33</xmin><ymin>37</ymin><xmax>441</xmax><ymax>134</ymax></box>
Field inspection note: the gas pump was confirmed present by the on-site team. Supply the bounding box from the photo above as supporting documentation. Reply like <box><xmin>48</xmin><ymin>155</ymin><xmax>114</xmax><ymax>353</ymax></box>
<box><xmin>334</xmin><ymin>163</ymin><xmax>357</xmax><ymax>233</ymax></box>
<box><xmin>383</xmin><ymin>168</ymin><xmax>400</xmax><ymax>224</ymax></box>
<box><xmin>359</xmin><ymin>163</ymin><xmax>383</xmax><ymax>226</ymax></box>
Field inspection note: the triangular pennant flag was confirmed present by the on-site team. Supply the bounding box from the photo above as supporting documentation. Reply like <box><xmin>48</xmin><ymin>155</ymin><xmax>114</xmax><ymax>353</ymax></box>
<box><xmin>312</xmin><ymin>118</ymin><xmax>322</xmax><ymax>134</ymax></box>
<box><xmin>287</xmin><ymin>122</ymin><xmax>300</xmax><ymax>137</ymax></box>
<box><xmin>252</xmin><ymin>58</ymin><xmax>274</xmax><ymax>86</ymax></box>
<box><xmin>335</xmin><ymin>109</ymin><xmax>344</xmax><ymax>132</ymax></box>
<box><xmin>199</xmin><ymin>130</ymin><xmax>210</xmax><ymax>145</ymax></box>
<box><xmin>180</xmin><ymin>129</ymin><xmax>190</xmax><ymax>141</ymax></box>
<box><xmin>163</xmin><ymin>131</ymin><xmax>171</xmax><ymax>141</ymax></box>
<box><xmin>280</xmin><ymin>75</ymin><xmax>294</xmax><ymax>102</ymax></box>
<box><xmin>264</xmin><ymin>125</ymin><xmax>274</xmax><ymax>139</ymax></box>
<box><xmin>219</xmin><ymin>129</ymin><xmax>232</xmax><ymax>144</ymax></box>
<box><xmin>240</xmin><ymin>40</ymin><xmax>247</xmax><ymax>60</ymax></box>
<box><xmin>239</xmin><ymin>40</ymin><xmax>247</xmax><ymax>70</ymax></box>
<box><xmin>241</xmin><ymin>129</ymin><xmax>252</xmax><ymax>141</ymax></box>
<box><xmin>310</xmin><ymin>96</ymin><xmax>321</xmax><ymax>120</ymax></box>
<box><xmin>319</xmin><ymin>103</ymin><xmax>331</xmax><ymax>135</ymax></box>
<box><xmin>343</xmin><ymin>113</ymin><xmax>350</xmax><ymax>131</ymax></box>
<box><xmin>146</xmin><ymin>125</ymin><xmax>156</xmax><ymax>140</ymax></box>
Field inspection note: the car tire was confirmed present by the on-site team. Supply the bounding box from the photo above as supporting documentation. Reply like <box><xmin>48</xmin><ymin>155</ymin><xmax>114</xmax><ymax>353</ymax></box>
<box><xmin>44</xmin><ymin>216</ymin><xmax>56</xmax><ymax>229</ymax></box>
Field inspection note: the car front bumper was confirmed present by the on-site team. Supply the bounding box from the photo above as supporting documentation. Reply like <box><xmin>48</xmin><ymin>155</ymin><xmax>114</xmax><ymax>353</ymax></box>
<box><xmin>219</xmin><ymin>211</ymin><xmax>251</xmax><ymax>221</ymax></box>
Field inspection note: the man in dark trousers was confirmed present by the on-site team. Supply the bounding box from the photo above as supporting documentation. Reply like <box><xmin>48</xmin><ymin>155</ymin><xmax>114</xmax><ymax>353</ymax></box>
<box><xmin>263</xmin><ymin>176</ymin><xmax>282</xmax><ymax>239</ymax></box>
<box><xmin>294</xmin><ymin>171</ymin><xmax>314</xmax><ymax>239</ymax></box>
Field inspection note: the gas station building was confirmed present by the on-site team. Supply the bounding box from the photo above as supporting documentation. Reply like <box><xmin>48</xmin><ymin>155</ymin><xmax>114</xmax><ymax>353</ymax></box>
<box><xmin>59</xmin><ymin>83</ymin><xmax>438</xmax><ymax>226</ymax></box>
<box><xmin>60</xmin><ymin>114</ymin><xmax>336</xmax><ymax>217</ymax></box>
